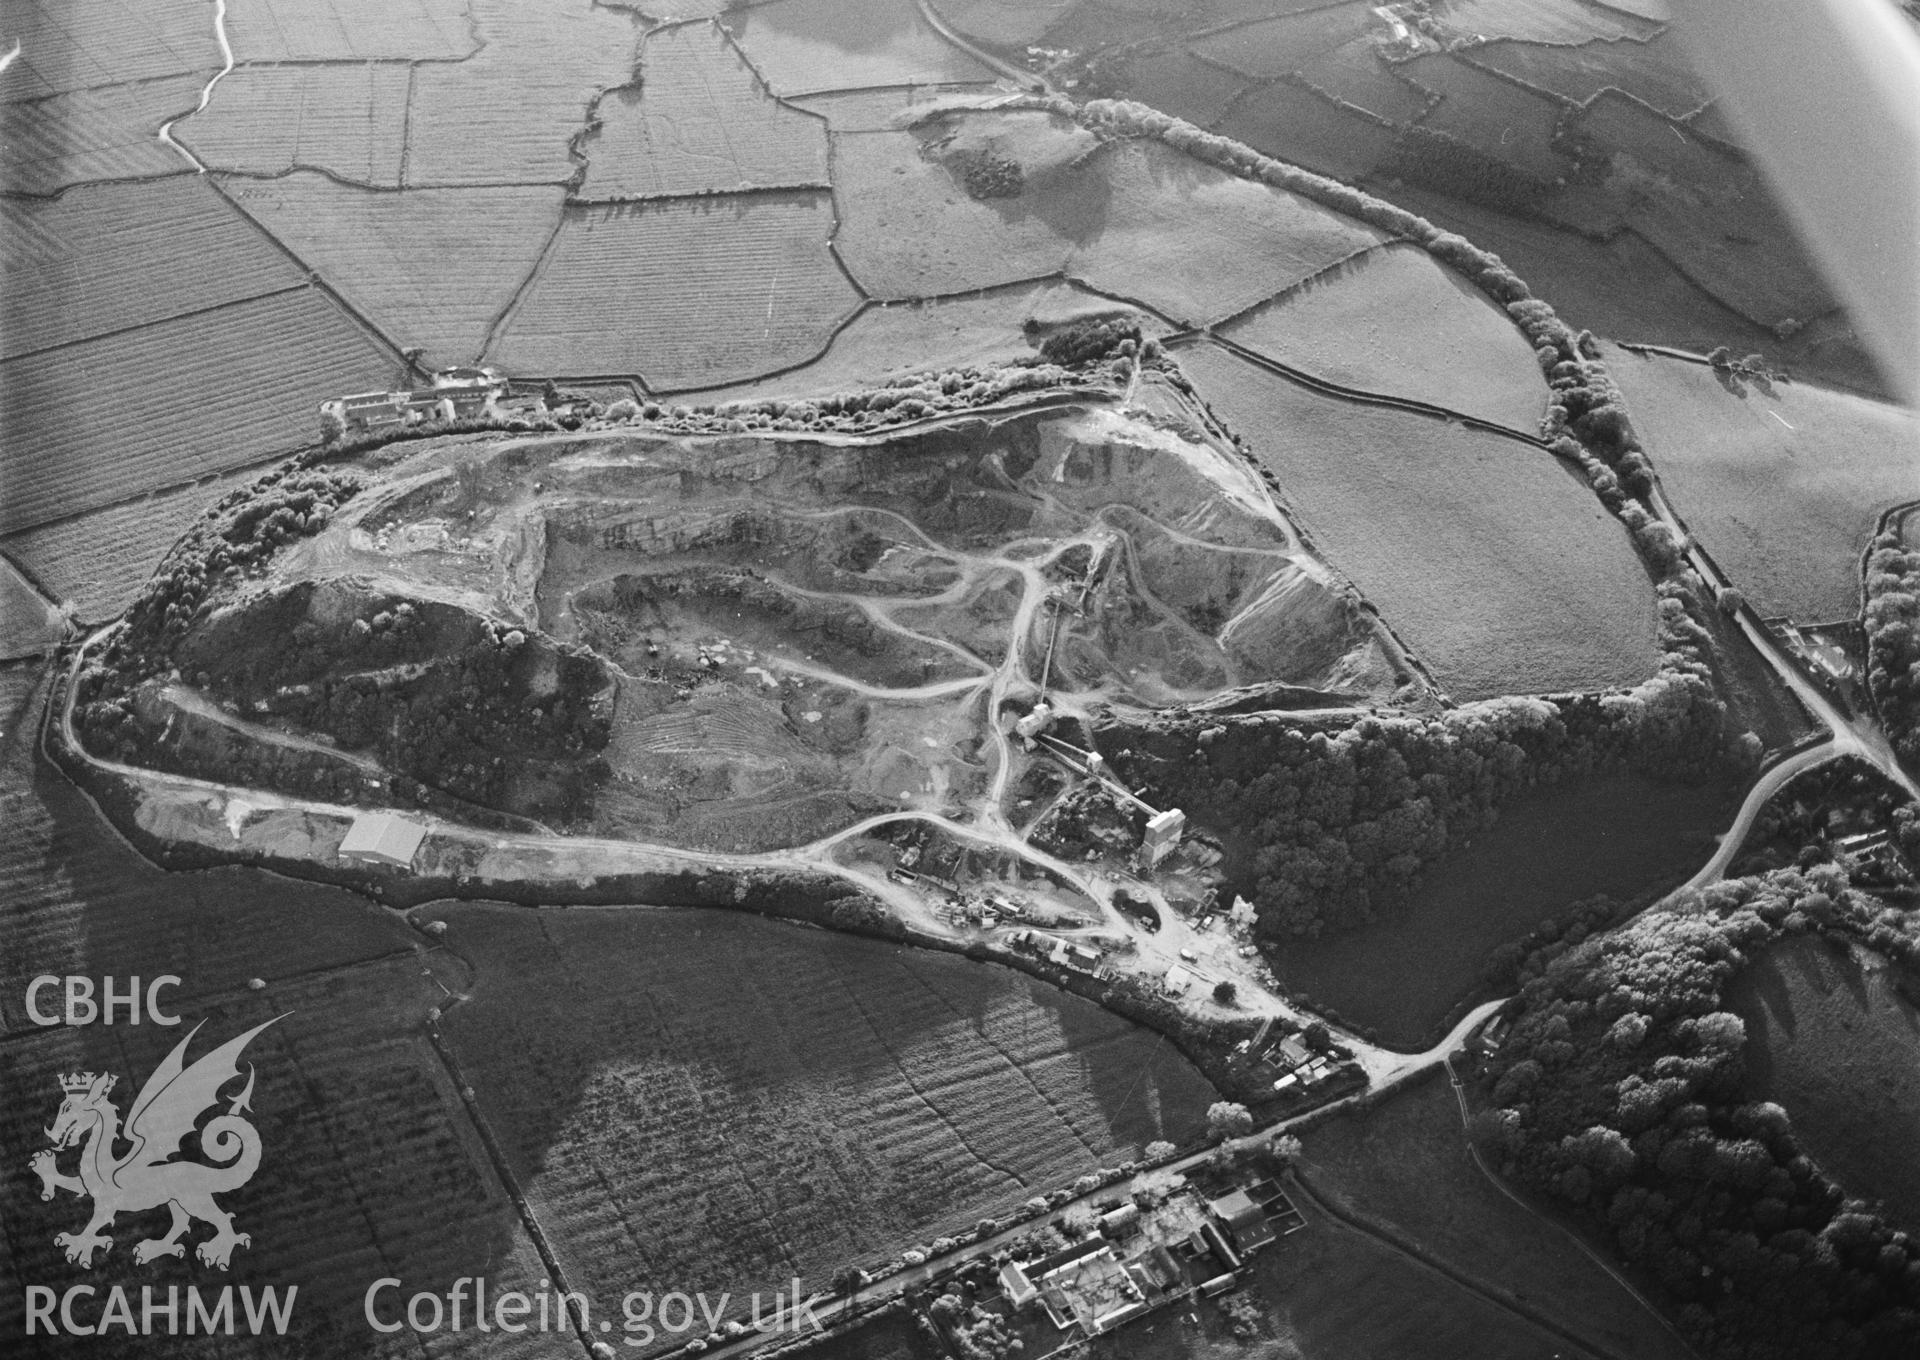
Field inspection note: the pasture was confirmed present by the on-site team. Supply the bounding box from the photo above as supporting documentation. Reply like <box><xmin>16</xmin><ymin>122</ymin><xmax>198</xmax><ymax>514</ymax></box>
<box><xmin>1301</xmin><ymin>1078</ymin><xmax>1696</xmax><ymax>1360</ymax></box>
<box><xmin>1466</xmin><ymin>31</ymin><xmax>1712</xmax><ymax>119</ymax></box>
<box><xmin>0</xmin><ymin>289</ymin><xmax>401</xmax><ymax>535</ymax></box>
<box><xmin>1090</xmin><ymin>1178</ymin><xmax>1582</xmax><ymax>1360</ymax></box>
<box><xmin>580</xmin><ymin>21</ymin><xmax>829</xmax><ymax>200</ymax></box>
<box><xmin>831</xmin><ymin>116</ymin><xmax>1388</xmax><ymax>324</ymax></box>
<box><xmin>680</xmin><ymin>280</ymin><xmax>1160</xmax><ymax>405</ymax></box>
<box><xmin>1430</xmin><ymin>0</ymin><xmax>1656</xmax><ymax>44</ymax></box>
<box><xmin>0</xmin><ymin>558</ymin><xmax>56</xmax><ymax>661</ymax></box>
<box><xmin>222</xmin><ymin>0</ymin><xmax>476</xmax><ymax>62</ymax></box>
<box><xmin>227</xmin><ymin>173</ymin><xmax>567</xmax><ymax>368</ymax></box>
<box><xmin>487</xmin><ymin>194</ymin><xmax>861</xmax><ymax>389</ymax></box>
<box><xmin>1404</xmin><ymin>55</ymin><xmax>1571</xmax><ymax>182</ymax></box>
<box><xmin>0</xmin><ymin>0</ymin><xmax>217</xmax><ymax>96</ymax></box>
<box><xmin>1609</xmin><ymin>346</ymin><xmax>1920</xmax><ymax>620</ymax></box>
<box><xmin>1190</xmin><ymin>5</ymin><xmax>1379</xmax><ymax>82</ymax></box>
<box><xmin>1731</xmin><ymin>936</ymin><xmax>1920</xmax><ymax>1232</ymax></box>
<box><xmin>1267</xmin><ymin>773</ymin><xmax>1738</xmax><ymax>1047</ymax></box>
<box><xmin>0</xmin><ymin>467</ymin><xmax>260</xmax><ymax>625</ymax></box>
<box><xmin>0</xmin><ymin>77</ymin><xmax>205</xmax><ymax>194</ymax></box>
<box><xmin>1211</xmin><ymin>79</ymin><xmax>1400</xmax><ymax>184</ymax></box>
<box><xmin>0</xmin><ymin>177</ymin><xmax>304</xmax><ymax>360</ymax></box>
<box><xmin>177</xmin><ymin>64</ymin><xmax>413</xmax><ymax>185</ymax></box>
<box><xmin>1296</xmin><ymin>36</ymin><xmax>1430</xmax><ymax>125</ymax></box>
<box><xmin>1176</xmin><ymin>341</ymin><xmax>1659</xmax><ymax>701</ymax></box>
<box><xmin>723</xmin><ymin>0</ymin><xmax>995</xmax><ymax>97</ymax></box>
<box><xmin>1218</xmin><ymin>242</ymin><xmax>1548</xmax><ymax>431</ymax></box>
<box><xmin>432</xmin><ymin>905</ymin><xmax>1216</xmax><ymax>1324</ymax></box>
<box><xmin>403</xmin><ymin>0</ymin><xmax>637</xmax><ymax>186</ymax></box>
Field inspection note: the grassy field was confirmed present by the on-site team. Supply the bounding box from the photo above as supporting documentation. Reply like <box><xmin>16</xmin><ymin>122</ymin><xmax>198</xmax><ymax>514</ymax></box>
<box><xmin>1300</xmin><ymin>1076</ymin><xmax>1696</xmax><ymax>1360</ymax></box>
<box><xmin>928</xmin><ymin>0</ymin><xmax>1074</xmax><ymax>47</ymax></box>
<box><xmin>227</xmin><ymin>173</ymin><xmax>567</xmax><ymax>368</ymax></box>
<box><xmin>177</xmin><ymin>64</ymin><xmax>413</xmax><ymax>185</ymax></box>
<box><xmin>223</xmin><ymin>0</ymin><xmax>476</xmax><ymax>61</ymax></box>
<box><xmin>1609</xmin><ymin>346</ymin><xmax>1920</xmax><ymax>620</ymax></box>
<box><xmin>831</xmin><ymin>118</ymin><xmax>1387</xmax><ymax>324</ymax></box>
<box><xmin>1404</xmin><ymin>55</ymin><xmax>1570</xmax><ymax>182</ymax></box>
<box><xmin>1431</xmin><ymin>0</ymin><xmax>1654</xmax><ymax>44</ymax></box>
<box><xmin>1730</xmin><ymin>936</ymin><xmax>1920</xmax><ymax>1231</ymax></box>
<box><xmin>1296</xmin><ymin>35</ymin><xmax>1430</xmax><ymax>125</ymax></box>
<box><xmin>404</xmin><ymin>0</ymin><xmax>637</xmax><ymax>186</ymax></box>
<box><xmin>1190</xmin><ymin>5</ymin><xmax>1379</xmax><ymax>81</ymax></box>
<box><xmin>1176</xmin><ymin>340</ymin><xmax>1659</xmax><ymax>701</ymax></box>
<box><xmin>679</xmin><ymin>280</ymin><xmax>1158</xmax><ymax>405</ymax></box>
<box><xmin>1</xmin><ymin>176</ymin><xmax>304</xmax><ymax>360</ymax></box>
<box><xmin>1269</xmin><ymin>772</ymin><xmax>1739</xmax><ymax>1047</ymax></box>
<box><xmin>0</xmin><ymin>78</ymin><xmax>205</xmax><ymax>193</ymax></box>
<box><xmin>0</xmin><ymin>666</ymin><xmax>564</xmax><ymax>1355</ymax></box>
<box><xmin>1218</xmin><ymin>242</ymin><xmax>1547</xmax><ymax>431</ymax></box>
<box><xmin>1089</xmin><ymin>1175</ymin><xmax>1585</xmax><ymax>1360</ymax></box>
<box><xmin>723</xmin><ymin>0</ymin><xmax>995</xmax><ymax>97</ymax></box>
<box><xmin>433</xmin><ymin>904</ymin><xmax>1216</xmax><ymax>1325</ymax></box>
<box><xmin>582</xmin><ymin>22</ymin><xmax>829</xmax><ymax>200</ymax></box>
<box><xmin>1466</xmin><ymin>30</ymin><xmax>1711</xmax><ymax>119</ymax></box>
<box><xmin>0</xmin><ymin>558</ymin><xmax>56</xmax><ymax>661</ymax></box>
<box><xmin>0</xmin><ymin>289</ymin><xmax>401</xmax><ymax>535</ymax></box>
<box><xmin>0</xmin><ymin>0</ymin><xmax>217</xmax><ymax>95</ymax></box>
<box><xmin>0</xmin><ymin>466</ymin><xmax>260</xmax><ymax>625</ymax></box>
<box><xmin>798</xmin><ymin>1308</ymin><xmax>931</xmax><ymax>1360</ymax></box>
<box><xmin>1212</xmin><ymin>79</ymin><xmax>1401</xmax><ymax>184</ymax></box>
<box><xmin>489</xmin><ymin>193</ymin><xmax>861</xmax><ymax>387</ymax></box>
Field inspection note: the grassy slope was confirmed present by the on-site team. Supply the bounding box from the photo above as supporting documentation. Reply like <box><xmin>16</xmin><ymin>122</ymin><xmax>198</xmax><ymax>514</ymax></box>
<box><xmin>432</xmin><ymin>904</ymin><xmax>1217</xmax><ymax>1325</ymax></box>
<box><xmin>1299</xmin><ymin>1076</ymin><xmax>1695</xmax><ymax>1360</ymax></box>
<box><xmin>1268</xmin><ymin>772</ymin><xmax>1739</xmax><ymax>1047</ymax></box>
<box><xmin>1218</xmin><ymin>241</ymin><xmax>1547</xmax><ymax>431</ymax></box>
<box><xmin>1177</xmin><ymin>340</ymin><xmax>1660</xmax><ymax>701</ymax></box>
<box><xmin>1730</xmin><ymin>935</ymin><xmax>1920</xmax><ymax>1231</ymax></box>
<box><xmin>1608</xmin><ymin>346</ymin><xmax>1920</xmax><ymax>620</ymax></box>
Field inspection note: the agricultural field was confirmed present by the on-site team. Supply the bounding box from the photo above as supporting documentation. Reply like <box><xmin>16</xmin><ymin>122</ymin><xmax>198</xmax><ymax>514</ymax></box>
<box><xmin>1089</xmin><ymin>1181</ymin><xmax>1582</xmax><ymax>1360</ymax></box>
<box><xmin>0</xmin><ymin>558</ymin><xmax>56</xmax><ymax>661</ymax></box>
<box><xmin>1190</xmin><ymin>4</ymin><xmax>1381</xmax><ymax>82</ymax></box>
<box><xmin>1217</xmin><ymin>242</ymin><xmax>1548</xmax><ymax>430</ymax></box>
<box><xmin>0</xmin><ymin>77</ymin><xmax>204</xmax><ymax>194</ymax></box>
<box><xmin>221</xmin><ymin>0</ymin><xmax>477</xmax><ymax>62</ymax></box>
<box><xmin>1300</xmin><ymin>1077</ymin><xmax>1696</xmax><ymax>1360</ymax></box>
<box><xmin>1</xmin><ymin>177</ymin><xmax>304</xmax><ymax>359</ymax></box>
<box><xmin>1268</xmin><ymin>772</ymin><xmax>1738</xmax><ymax>1047</ymax></box>
<box><xmin>1730</xmin><ymin>936</ymin><xmax>1920</xmax><ymax>1232</ymax></box>
<box><xmin>1608</xmin><ymin>346</ymin><xmax>1920</xmax><ymax>620</ymax></box>
<box><xmin>1464</xmin><ymin>30</ymin><xmax>1711</xmax><ymax>118</ymax></box>
<box><xmin>0</xmin><ymin>0</ymin><xmax>217</xmax><ymax>96</ymax></box>
<box><xmin>0</xmin><ymin>289</ymin><xmax>401</xmax><ymax>535</ymax></box>
<box><xmin>224</xmin><ymin>173</ymin><xmax>568</xmax><ymax>369</ymax></box>
<box><xmin>1211</xmin><ymin>78</ymin><xmax>1401</xmax><ymax>185</ymax></box>
<box><xmin>1429</xmin><ymin>0</ymin><xmax>1659</xmax><ymax>44</ymax></box>
<box><xmin>579</xmin><ymin>21</ymin><xmax>830</xmax><ymax>200</ymax></box>
<box><xmin>0</xmin><ymin>465</ymin><xmax>266</xmax><ymax>624</ymax></box>
<box><xmin>722</xmin><ymin>0</ymin><xmax>996</xmax><ymax>97</ymax></box>
<box><xmin>928</xmin><ymin>0</ymin><xmax>1075</xmax><ymax>48</ymax></box>
<box><xmin>401</xmin><ymin>0</ymin><xmax>638</xmax><ymax>186</ymax></box>
<box><xmin>176</xmin><ymin>63</ymin><xmax>413</xmax><ymax>185</ymax></box>
<box><xmin>431</xmin><ymin>904</ymin><xmax>1216</xmax><ymax>1328</ymax></box>
<box><xmin>487</xmin><ymin>193</ymin><xmax>861</xmax><ymax>388</ymax></box>
<box><xmin>1402</xmin><ymin>54</ymin><xmax>1571</xmax><ymax>183</ymax></box>
<box><xmin>830</xmin><ymin>112</ymin><xmax>1388</xmax><ymax>323</ymax></box>
<box><xmin>1174</xmin><ymin>341</ymin><xmax>1660</xmax><ymax>701</ymax></box>
<box><xmin>1295</xmin><ymin>34</ymin><xmax>1430</xmax><ymax>125</ymax></box>
<box><xmin>680</xmin><ymin>280</ymin><xmax>1163</xmax><ymax>406</ymax></box>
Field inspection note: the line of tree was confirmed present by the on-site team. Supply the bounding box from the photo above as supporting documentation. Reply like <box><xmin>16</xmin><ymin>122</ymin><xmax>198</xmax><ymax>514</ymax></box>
<box><xmin>1865</xmin><ymin>531</ymin><xmax>1920</xmax><ymax>770</ymax></box>
<box><xmin>1471</xmin><ymin>867</ymin><xmax>1920</xmax><ymax>1359</ymax></box>
<box><xmin>1098</xmin><ymin>578</ymin><xmax>1744</xmax><ymax>939</ymax></box>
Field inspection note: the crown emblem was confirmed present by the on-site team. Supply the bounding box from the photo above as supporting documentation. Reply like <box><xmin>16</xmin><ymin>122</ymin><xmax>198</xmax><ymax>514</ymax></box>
<box><xmin>59</xmin><ymin>1072</ymin><xmax>100</xmax><ymax>1093</ymax></box>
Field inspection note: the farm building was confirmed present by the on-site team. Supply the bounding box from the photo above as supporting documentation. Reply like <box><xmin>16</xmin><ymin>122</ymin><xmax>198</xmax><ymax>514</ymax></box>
<box><xmin>337</xmin><ymin>811</ymin><xmax>427</xmax><ymax>869</ymax></box>
<box><xmin>321</xmin><ymin>367</ymin><xmax>505</xmax><ymax>436</ymax></box>
<box><xmin>1209</xmin><ymin>1189</ymin><xmax>1276</xmax><ymax>1253</ymax></box>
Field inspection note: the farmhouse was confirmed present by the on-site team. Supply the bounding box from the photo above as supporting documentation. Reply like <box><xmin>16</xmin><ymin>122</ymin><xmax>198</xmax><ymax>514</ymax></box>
<box><xmin>322</xmin><ymin>367</ymin><xmax>506</xmax><ymax>436</ymax></box>
<box><xmin>337</xmin><ymin>811</ymin><xmax>427</xmax><ymax>870</ymax></box>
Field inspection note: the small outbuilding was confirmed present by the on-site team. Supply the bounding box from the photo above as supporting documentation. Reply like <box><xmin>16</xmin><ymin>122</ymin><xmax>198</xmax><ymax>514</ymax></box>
<box><xmin>338</xmin><ymin>811</ymin><xmax>427</xmax><ymax>869</ymax></box>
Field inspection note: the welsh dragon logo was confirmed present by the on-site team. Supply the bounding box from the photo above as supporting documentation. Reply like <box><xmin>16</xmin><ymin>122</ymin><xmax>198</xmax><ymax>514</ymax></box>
<box><xmin>30</xmin><ymin>1016</ymin><xmax>283</xmax><ymax>1271</ymax></box>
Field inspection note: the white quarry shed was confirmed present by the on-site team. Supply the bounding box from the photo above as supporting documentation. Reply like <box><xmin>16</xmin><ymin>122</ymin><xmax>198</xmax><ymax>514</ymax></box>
<box><xmin>338</xmin><ymin>811</ymin><xmax>427</xmax><ymax>869</ymax></box>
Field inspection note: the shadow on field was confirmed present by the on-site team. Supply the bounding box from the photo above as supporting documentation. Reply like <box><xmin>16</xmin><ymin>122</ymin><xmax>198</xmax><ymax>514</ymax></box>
<box><xmin>424</xmin><ymin>903</ymin><xmax>1216</xmax><ymax>1311</ymax></box>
